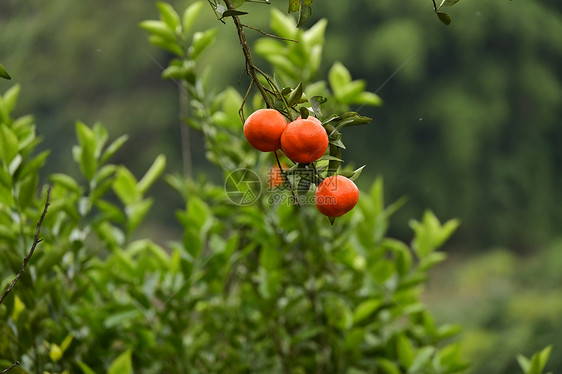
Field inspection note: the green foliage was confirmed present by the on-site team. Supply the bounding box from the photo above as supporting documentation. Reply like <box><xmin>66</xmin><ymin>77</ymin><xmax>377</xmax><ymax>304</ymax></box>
<box><xmin>0</xmin><ymin>85</ymin><xmax>167</xmax><ymax>373</ymax></box>
<box><xmin>0</xmin><ymin>3</ymin><xmax>471</xmax><ymax>371</ymax></box>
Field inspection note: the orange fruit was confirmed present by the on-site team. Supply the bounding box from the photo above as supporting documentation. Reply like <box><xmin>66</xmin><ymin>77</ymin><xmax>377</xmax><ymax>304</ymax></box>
<box><xmin>280</xmin><ymin>116</ymin><xmax>328</xmax><ymax>164</ymax></box>
<box><xmin>243</xmin><ymin>109</ymin><xmax>287</xmax><ymax>152</ymax></box>
<box><xmin>315</xmin><ymin>175</ymin><xmax>359</xmax><ymax>217</ymax></box>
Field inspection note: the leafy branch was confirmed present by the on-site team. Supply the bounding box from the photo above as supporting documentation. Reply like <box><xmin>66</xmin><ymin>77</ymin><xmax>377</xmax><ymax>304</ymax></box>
<box><xmin>0</xmin><ymin>186</ymin><xmax>52</xmax><ymax>305</ymax></box>
<box><xmin>222</xmin><ymin>0</ymin><xmax>275</xmax><ymax>110</ymax></box>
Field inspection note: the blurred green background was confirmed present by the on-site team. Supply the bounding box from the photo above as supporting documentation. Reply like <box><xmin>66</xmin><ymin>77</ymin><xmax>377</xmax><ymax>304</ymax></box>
<box><xmin>1</xmin><ymin>0</ymin><xmax>561</xmax><ymax>372</ymax></box>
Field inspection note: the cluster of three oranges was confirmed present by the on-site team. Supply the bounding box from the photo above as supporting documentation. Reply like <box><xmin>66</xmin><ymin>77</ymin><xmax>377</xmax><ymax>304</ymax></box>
<box><xmin>243</xmin><ymin>108</ymin><xmax>359</xmax><ymax>218</ymax></box>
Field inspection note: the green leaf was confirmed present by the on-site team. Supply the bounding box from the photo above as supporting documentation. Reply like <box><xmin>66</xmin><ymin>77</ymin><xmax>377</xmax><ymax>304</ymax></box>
<box><xmin>271</xmin><ymin>8</ymin><xmax>297</xmax><ymax>39</ymax></box>
<box><xmin>49</xmin><ymin>343</ymin><xmax>63</xmax><ymax>362</ymax></box>
<box><xmin>410</xmin><ymin>211</ymin><xmax>460</xmax><ymax>256</ymax></box>
<box><xmin>436</xmin><ymin>12</ymin><xmax>452</xmax><ymax>25</ymax></box>
<box><xmin>352</xmin><ymin>299</ymin><xmax>382</xmax><ymax>324</ymax></box>
<box><xmin>157</xmin><ymin>2</ymin><xmax>181</xmax><ymax>31</ymax></box>
<box><xmin>138</xmin><ymin>154</ymin><xmax>166</xmax><ymax>194</ymax></box>
<box><xmin>288</xmin><ymin>0</ymin><xmax>299</xmax><ymax>12</ymax></box>
<box><xmin>162</xmin><ymin>64</ymin><xmax>193</xmax><ymax>80</ymax></box>
<box><xmin>320</xmin><ymin>154</ymin><xmax>344</xmax><ymax>162</ymax></box>
<box><xmin>436</xmin><ymin>324</ymin><xmax>462</xmax><ymax>340</ymax></box>
<box><xmin>77</xmin><ymin>361</ymin><xmax>97</xmax><ymax>374</ymax></box>
<box><xmin>108</xmin><ymin>349</ymin><xmax>133</xmax><ymax>374</ymax></box>
<box><xmin>2</xmin><ymin>84</ymin><xmax>21</xmax><ymax>115</ymax></box>
<box><xmin>18</xmin><ymin>150</ymin><xmax>50</xmax><ymax>180</ymax></box>
<box><xmin>221</xmin><ymin>10</ymin><xmax>249</xmax><ymax>18</ymax></box>
<box><xmin>8</xmin><ymin>154</ymin><xmax>21</xmax><ymax>176</ymax></box>
<box><xmin>297</xmin><ymin>4</ymin><xmax>312</xmax><ymax>28</ymax></box>
<box><xmin>100</xmin><ymin>134</ymin><xmax>128</xmax><ymax>164</ymax></box>
<box><xmin>303</xmin><ymin>18</ymin><xmax>327</xmax><ymax>45</ymax></box>
<box><xmin>348</xmin><ymin>165</ymin><xmax>366</xmax><ymax>182</ymax></box>
<box><xmin>148</xmin><ymin>35</ymin><xmax>183</xmax><ymax>56</ymax></box>
<box><xmin>439</xmin><ymin>0</ymin><xmax>461</xmax><ymax>7</ymax></box>
<box><xmin>528</xmin><ymin>346</ymin><xmax>552</xmax><ymax>374</ymax></box>
<box><xmin>260</xmin><ymin>246</ymin><xmax>280</xmax><ymax>271</ymax></box>
<box><xmin>409</xmin><ymin>346</ymin><xmax>436</xmax><ymax>373</ymax></box>
<box><xmin>310</xmin><ymin>96</ymin><xmax>327</xmax><ymax>118</ymax></box>
<box><xmin>0</xmin><ymin>125</ymin><xmax>19</xmax><ymax>163</ymax></box>
<box><xmin>113</xmin><ymin>167</ymin><xmax>141</xmax><ymax>205</ymax></box>
<box><xmin>378</xmin><ymin>358</ymin><xmax>401</xmax><ymax>374</ymax></box>
<box><xmin>299</xmin><ymin>106</ymin><xmax>310</xmax><ymax>119</ymax></box>
<box><xmin>328</xmin><ymin>138</ymin><xmax>346</xmax><ymax>149</ymax></box>
<box><xmin>517</xmin><ymin>355</ymin><xmax>531</xmax><ymax>373</ymax></box>
<box><xmin>126</xmin><ymin>199</ymin><xmax>153</xmax><ymax>233</ymax></box>
<box><xmin>355</xmin><ymin>91</ymin><xmax>383</xmax><ymax>106</ymax></box>
<box><xmin>92</xmin><ymin>122</ymin><xmax>108</xmax><ymax>159</ymax></box>
<box><xmin>139</xmin><ymin>20</ymin><xmax>176</xmax><ymax>41</ymax></box>
<box><xmin>75</xmin><ymin>121</ymin><xmax>97</xmax><ymax>180</ymax></box>
<box><xmin>538</xmin><ymin>346</ymin><xmax>553</xmax><ymax>372</ymax></box>
<box><xmin>329</xmin><ymin>62</ymin><xmax>351</xmax><ymax>94</ymax></box>
<box><xmin>344</xmin><ymin>328</ymin><xmax>366</xmax><ymax>350</ymax></box>
<box><xmin>397</xmin><ymin>335</ymin><xmax>415</xmax><ymax>369</ymax></box>
<box><xmin>190</xmin><ymin>29</ymin><xmax>218</xmax><ymax>60</ymax></box>
<box><xmin>287</xmin><ymin>82</ymin><xmax>303</xmax><ymax>107</ymax></box>
<box><xmin>0</xmin><ymin>62</ymin><xmax>10</xmax><ymax>79</ymax></box>
<box><xmin>183</xmin><ymin>2</ymin><xmax>204</xmax><ymax>34</ymax></box>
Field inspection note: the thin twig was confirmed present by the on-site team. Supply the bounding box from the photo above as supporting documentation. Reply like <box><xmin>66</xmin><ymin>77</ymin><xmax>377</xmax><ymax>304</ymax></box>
<box><xmin>274</xmin><ymin>151</ymin><xmax>300</xmax><ymax>207</ymax></box>
<box><xmin>0</xmin><ymin>186</ymin><xmax>51</xmax><ymax>306</ymax></box>
<box><xmin>0</xmin><ymin>361</ymin><xmax>20</xmax><ymax>374</ymax></box>
<box><xmin>239</xmin><ymin>79</ymin><xmax>254</xmax><ymax>122</ymax></box>
<box><xmin>241</xmin><ymin>23</ymin><xmax>299</xmax><ymax>43</ymax></box>
<box><xmin>222</xmin><ymin>0</ymin><xmax>275</xmax><ymax>109</ymax></box>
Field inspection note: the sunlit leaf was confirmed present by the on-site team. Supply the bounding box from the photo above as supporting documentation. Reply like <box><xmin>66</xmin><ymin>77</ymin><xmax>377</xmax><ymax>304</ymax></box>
<box><xmin>138</xmin><ymin>154</ymin><xmax>166</xmax><ymax>194</ymax></box>
<box><xmin>156</xmin><ymin>2</ymin><xmax>181</xmax><ymax>31</ymax></box>
<box><xmin>183</xmin><ymin>1</ymin><xmax>204</xmax><ymax>34</ymax></box>
<box><xmin>190</xmin><ymin>28</ymin><xmax>218</xmax><ymax>60</ymax></box>
<box><xmin>0</xmin><ymin>125</ymin><xmax>19</xmax><ymax>163</ymax></box>
<box><xmin>107</xmin><ymin>349</ymin><xmax>133</xmax><ymax>374</ymax></box>
<box><xmin>139</xmin><ymin>20</ymin><xmax>176</xmax><ymax>41</ymax></box>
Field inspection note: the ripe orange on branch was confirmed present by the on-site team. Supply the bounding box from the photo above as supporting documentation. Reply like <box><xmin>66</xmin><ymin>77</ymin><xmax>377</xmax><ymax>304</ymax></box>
<box><xmin>243</xmin><ymin>109</ymin><xmax>287</xmax><ymax>152</ymax></box>
<box><xmin>280</xmin><ymin>116</ymin><xmax>329</xmax><ymax>164</ymax></box>
<box><xmin>315</xmin><ymin>175</ymin><xmax>359</xmax><ymax>217</ymax></box>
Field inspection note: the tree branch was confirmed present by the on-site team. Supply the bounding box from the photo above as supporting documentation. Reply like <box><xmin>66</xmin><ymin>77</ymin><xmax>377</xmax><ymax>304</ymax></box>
<box><xmin>0</xmin><ymin>186</ymin><xmax>52</xmax><ymax>306</ymax></box>
<box><xmin>0</xmin><ymin>361</ymin><xmax>20</xmax><ymax>374</ymax></box>
<box><xmin>222</xmin><ymin>0</ymin><xmax>275</xmax><ymax>109</ymax></box>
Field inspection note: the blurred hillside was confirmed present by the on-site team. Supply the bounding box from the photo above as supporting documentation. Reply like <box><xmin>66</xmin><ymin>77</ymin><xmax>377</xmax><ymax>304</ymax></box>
<box><xmin>1</xmin><ymin>0</ymin><xmax>561</xmax><ymax>251</ymax></box>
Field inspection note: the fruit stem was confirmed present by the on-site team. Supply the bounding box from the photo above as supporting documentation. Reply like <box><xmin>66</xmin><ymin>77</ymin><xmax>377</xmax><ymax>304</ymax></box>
<box><xmin>274</xmin><ymin>151</ymin><xmax>300</xmax><ymax>207</ymax></box>
<box><xmin>223</xmin><ymin>0</ymin><xmax>275</xmax><ymax>109</ymax></box>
